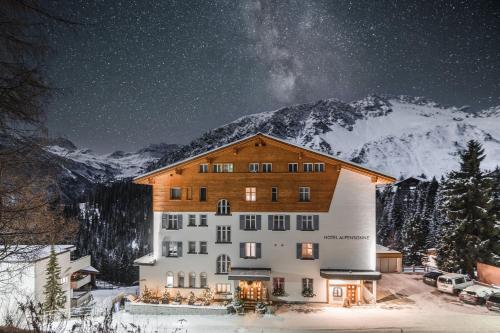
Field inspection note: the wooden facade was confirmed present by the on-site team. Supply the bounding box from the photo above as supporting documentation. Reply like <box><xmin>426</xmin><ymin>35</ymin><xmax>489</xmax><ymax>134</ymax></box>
<box><xmin>134</xmin><ymin>134</ymin><xmax>394</xmax><ymax>213</ymax></box>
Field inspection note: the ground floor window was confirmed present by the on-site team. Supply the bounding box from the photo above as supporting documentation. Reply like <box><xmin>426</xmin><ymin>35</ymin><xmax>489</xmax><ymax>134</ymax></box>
<box><xmin>302</xmin><ymin>278</ymin><xmax>314</xmax><ymax>297</ymax></box>
<box><xmin>200</xmin><ymin>272</ymin><xmax>207</xmax><ymax>288</ymax></box>
<box><xmin>189</xmin><ymin>272</ymin><xmax>196</xmax><ymax>287</ymax></box>
<box><xmin>333</xmin><ymin>287</ymin><xmax>342</xmax><ymax>297</ymax></box>
<box><xmin>166</xmin><ymin>271</ymin><xmax>174</xmax><ymax>288</ymax></box>
<box><xmin>216</xmin><ymin>283</ymin><xmax>231</xmax><ymax>293</ymax></box>
<box><xmin>272</xmin><ymin>277</ymin><xmax>285</xmax><ymax>296</ymax></box>
<box><xmin>178</xmin><ymin>272</ymin><xmax>185</xmax><ymax>287</ymax></box>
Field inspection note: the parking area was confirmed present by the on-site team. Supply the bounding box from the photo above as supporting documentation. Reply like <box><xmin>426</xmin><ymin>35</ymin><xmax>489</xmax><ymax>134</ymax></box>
<box><xmin>377</xmin><ymin>273</ymin><xmax>494</xmax><ymax>315</ymax></box>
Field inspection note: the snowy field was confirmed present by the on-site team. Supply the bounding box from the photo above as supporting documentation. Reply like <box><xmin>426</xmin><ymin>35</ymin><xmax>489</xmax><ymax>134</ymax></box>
<box><xmin>85</xmin><ymin>275</ymin><xmax>500</xmax><ymax>333</ymax></box>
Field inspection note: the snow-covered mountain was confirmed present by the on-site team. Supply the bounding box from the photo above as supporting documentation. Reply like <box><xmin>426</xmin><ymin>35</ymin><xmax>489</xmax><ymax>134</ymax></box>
<box><xmin>153</xmin><ymin>95</ymin><xmax>500</xmax><ymax>179</ymax></box>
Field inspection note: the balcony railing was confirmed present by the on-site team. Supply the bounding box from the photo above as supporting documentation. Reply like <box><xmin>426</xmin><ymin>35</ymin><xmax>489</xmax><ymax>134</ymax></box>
<box><xmin>71</xmin><ymin>274</ymin><xmax>91</xmax><ymax>290</ymax></box>
<box><xmin>70</xmin><ymin>255</ymin><xmax>91</xmax><ymax>273</ymax></box>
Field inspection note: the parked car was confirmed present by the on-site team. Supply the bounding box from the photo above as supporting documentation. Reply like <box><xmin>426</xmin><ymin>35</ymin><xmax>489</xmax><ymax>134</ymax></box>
<box><xmin>436</xmin><ymin>273</ymin><xmax>473</xmax><ymax>294</ymax></box>
<box><xmin>486</xmin><ymin>292</ymin><xmax>500</xmax><ymax>312</ymax></box>
<box><xmin>423</xmin><ymin>271</ymin><xmax>444</xmax><ymax>287</ymax></box>
<box><xmin>458</xmin><ymin>285</ymin><xmax>495</xmax><ymax>305</ymax></box>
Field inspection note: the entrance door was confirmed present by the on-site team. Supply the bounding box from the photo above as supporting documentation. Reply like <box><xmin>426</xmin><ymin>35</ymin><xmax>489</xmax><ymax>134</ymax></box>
<box><xmin>346</xmin><ymin>285</ymin><xmax>357</xmax><ymax>304</ymax></box>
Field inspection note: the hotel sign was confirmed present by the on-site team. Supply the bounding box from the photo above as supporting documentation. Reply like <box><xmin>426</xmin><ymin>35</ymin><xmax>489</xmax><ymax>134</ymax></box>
<box><xmin>323</xmin><ymin>235</ymin><xmax>370</xmax><ymax>240</ymax></box>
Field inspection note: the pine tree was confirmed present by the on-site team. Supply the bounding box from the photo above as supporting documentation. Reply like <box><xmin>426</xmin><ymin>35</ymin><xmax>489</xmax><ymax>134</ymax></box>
<box><xmin>43</xmin><ymin>245</ymin><xmax>67</xmax><ymax>313</ymax></box>
<box><xmin>436</xmin><ymin>140</ymin><xmax>494</xmax><ymax>276</ymax></box>
<box><xmin>487</xmin><ymin>167</ymin><xmax>500</xmax><ymax>265</ymax></box>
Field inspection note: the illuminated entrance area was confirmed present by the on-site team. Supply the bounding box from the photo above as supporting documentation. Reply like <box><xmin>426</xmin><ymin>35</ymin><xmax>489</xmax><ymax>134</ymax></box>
<box><xmin>238</xmin><ymin>280</ymin><xmax>268</xmax><ymax>301</ymax></box>
<box><xmin>327</xmin><ymin>280</ymin><xmax>361</xmax><ymax>305</ymax></box>
<box><xmin>321</xmin><ymin>269</ymin><xmax>380</xmax><ymax>305</ymax></box>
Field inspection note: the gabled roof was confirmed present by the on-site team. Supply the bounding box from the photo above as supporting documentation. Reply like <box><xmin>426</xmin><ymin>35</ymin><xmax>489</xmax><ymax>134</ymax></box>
<box><xmin>134</xmin><ymin>133</ymin><xmax>395</xmax><ymax>184</ymax></box>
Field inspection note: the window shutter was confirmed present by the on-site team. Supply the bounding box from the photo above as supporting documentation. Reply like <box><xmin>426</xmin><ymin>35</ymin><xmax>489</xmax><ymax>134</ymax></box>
<box><xmin>313</xmin><ymin>243</ymin><xmax>319</xmax><ymax>259</ymax></box>
<box><xmin>177</xmin><ymin>242</ymin><xmax>183</xmax><ymax>257</ymax></box>
<box><xmin>239</xmin><ymin>215</ymin><xmax>245</xmax><ymax>230</ymax></box>
<box><xmin>313</xmin><ymin>215</ymin><xmax>319</xmax><ymax>230</ymax></box>
<box><xmin>162</xmin><ymin>241</ymin><xmax>167</xmax><ymax>256</ymax></box>
<box><xmin>268</xmin><ymin>215</ymin><xmax>273</xmax><ymax>230</ymax></box>
<box><xmin>240</xmin><ymin>243</ymin><xmax>245</xmax><ymax>258</ymax></box>
<box><xmin>162</xmin><ymin>214</ymin><xmax>167</xmax><ymax>229</ymax></box>
<box><xmin>296</xmin><ymin>215</ymin><xmax>302</xmax><ymax>230</ymax></box>
<box><xmin>177</xmin><ymin>215</ymin><xmax>183</xmax><ymax>229</ymax></box>
<box><xmin>256</xmin><ymin>243</ymin><xmax>262</xmax><ymax>258</ymax></box>
<box><xmin>296</xmin><ymin>243</ymin><xmax>301</xmax><ymax>259</ymax></box>
<box><xmin>256</xmin><ymin>215</ymin><xmax>262</xmax><ymax>230</ymax></box>
<box><xmin>285</xmin><ymin>215</ymin><xmax>290</xmax><ymax>230</ymax></box>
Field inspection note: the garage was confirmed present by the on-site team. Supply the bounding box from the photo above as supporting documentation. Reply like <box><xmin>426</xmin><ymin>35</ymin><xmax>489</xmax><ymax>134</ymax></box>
<box><xmin>376</xmin><ymin>244</ymin><xmax>403</xmax><ymax>273</ymax></box>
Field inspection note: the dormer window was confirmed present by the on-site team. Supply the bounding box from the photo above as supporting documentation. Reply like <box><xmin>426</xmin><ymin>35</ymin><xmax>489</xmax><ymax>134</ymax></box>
<box><xmin>217</xmin><ymin>199</ymin><xmax>231</xmax><ymax>215</ymax></box>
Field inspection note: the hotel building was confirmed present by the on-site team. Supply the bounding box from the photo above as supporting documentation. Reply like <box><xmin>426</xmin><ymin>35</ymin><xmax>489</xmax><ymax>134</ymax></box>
<box><xmin>133</xmin><ymin>133</ymin><xmax>395</xmax><ymax>306</ymax></box>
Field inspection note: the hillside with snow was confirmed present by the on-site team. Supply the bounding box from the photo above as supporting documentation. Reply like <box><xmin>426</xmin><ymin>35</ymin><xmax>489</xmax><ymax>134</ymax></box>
<box><xmin>153</xmin><ymin>95</ymin><xmax>500</xmax><ymax>179</ymax></box>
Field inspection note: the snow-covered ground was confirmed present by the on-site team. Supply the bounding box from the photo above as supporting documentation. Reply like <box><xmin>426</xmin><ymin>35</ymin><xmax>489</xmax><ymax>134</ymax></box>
<box><xmin>82</xmin><ymin>275</ymin><xmax>499</xmax><ymax>332</ymax></box>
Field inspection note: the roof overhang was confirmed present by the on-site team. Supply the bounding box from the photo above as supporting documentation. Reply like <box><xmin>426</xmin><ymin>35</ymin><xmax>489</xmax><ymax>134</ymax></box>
<box><xmin>227</xmin><ymin>267</ymin><xmax>271</xmax><ymax>281</ymax></box>
<box><xmin>133</xmin><ymin>253</ymin><xmax>156</xmax><ymax>266</ymax></box>
<box><xmin>320</xmin><ymin>269</ymin><xmax>382</xmax><ymax>281</ymax></box>
<box><xmin>133</xmin><ymin>133</ymin><xmax>396</xmax><ymax>184</ymax></box>
<box><xmin>79</xmin><ymin>265</ymin><xmax>99</xmax><ymax>274</ymax></box>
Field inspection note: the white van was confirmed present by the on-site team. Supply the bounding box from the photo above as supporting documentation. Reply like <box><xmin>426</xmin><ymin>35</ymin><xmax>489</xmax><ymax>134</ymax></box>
<box><xmin>437</xmin><ymin>273</ymin><xmax>473</xmax><ymax>294</ymax></box>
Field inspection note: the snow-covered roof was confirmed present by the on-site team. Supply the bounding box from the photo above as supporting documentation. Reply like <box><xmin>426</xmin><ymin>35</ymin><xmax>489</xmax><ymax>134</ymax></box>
<box><xmin>134</xmin><ymin>133</ymin><xmax>396</xmax><ymax>183</ymax></box>
<box><xmin>1</xmin><ymin>245</ymin><xmax>75</xmax><ymax>263</ymax></box>
<box><xmin>376</xmin><ymin>244</ymin><xmax>402</xmax><ymax>254</ymax></box>
<box><xmin>133</xmin><ymin>253</ymin><xmax>156</xmax><ymax>266</ymax></box>
<box><xmin>80</xmin><ymin>265</ymin><xmax>99</xmax><ymax>274</ymax></box>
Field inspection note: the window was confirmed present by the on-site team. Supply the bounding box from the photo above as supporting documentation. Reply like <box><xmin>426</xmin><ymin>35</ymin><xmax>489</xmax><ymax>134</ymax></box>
<box><xmin>272</xmin><ymin>215</ymin><xmax>285</xmax><ymax>230</ymax></box>
<box><xmin>314</xmin><ymin>163</ymin><xmax>325</xmax><ymax>172</ymax></box>
<box><xmin>299</xmin><ymin>187</ymin><xmax>310</xmax><ymax>202</ymax></box>
<box><xmin>217</xmin><ymin>199</ymin><xmax>231</xmax><ymax>215</ymax></box>
<box><xmin>199</xmin><ymin>164</ymin><xmax>209</xmax><ymax>173</ymax></box>
<box><xmin>199</xmin><ymin>241</ymin><xmax>207</xmax><ymax>254</ymax></box>
<box><xmin>262</xmin><ymin>163</ymin><xmax>272</xmax><ymax>172</ymax></box>
<box><xmin>303</xmin><ymin>163</ymin><xmax>314</xmax><ymax>172</ymax></box>
<box><xmin>245</xmin><ymin>187</ymin><xmax>256</xmax><ymax>201</ymax></box>
<box><xmin>249</xmin><ymin>163</ymin><xmax>259</xmax><ymax>173</ymax></box>
<box><xmin>271</xmin><ymin>187</ymin><xmax>278</xmax><ymax>202</ymax></box>
<box><xmin>333</xmin><ymin>287</ymin><xmax>342</xmax><ymax>297</ymax></box>
<box><xmin>188</xmin><ymin>241</ymin><xmax>196</xmax><ymax>254</ymax></box>
<box><xmin>245</xmin><ymin>242</ymin><xmax>256</xmax><ymax>258</ymax></box>
<box><xmin>178</xmin><ymin>272</ymin><xmax>185</xmax><ymax>287</ymax></box>
<box><xmin>166</xmin><ymin>272</ymin><xmax>174</xmax><ymax>288</ymax></box>
<box><xmin>199</xmin><ymin>214</ymin><xmax>208</xmax><ymax>226</ymax></box>
<box><xmin>297</xmin><ymin>242</ymin><xmax>318</xmax><ymax>259</ymax></box>
<box><xmin>216</xmin><ymin>255</ymin><xmax>231</xmax><ymax>274</ymax></box>
<box><xmin>302</xmin><ymin>215</ymin><xmax>314</xmax><ymax>230</ymax></box>
<box><xmin>199</xmin><ymin>187</ymin><xmax>207</xmax><ymax>201</ymax></box>
<box><xmin>188</xmin><ymin>214</ymin><xmax>196</xmax><ymax>226</ymax></box>
<box><xmin>302</xmin><ymin>278</ymin><xmax>313</xmax><ymax>293</ymax></box>
<box><xmin>162</xmin><ymin>214</ymin><xmax>180</xmax><ymax>230</ymax></box>
<box><xmin>189</xmin><ymin>272</ymin><xmax>196</xmax><ymax>288</ymax></box>
<box><xmin>301</xmin><ymin>243</ymin><xmax>314</xmax><ymax>259</ymax></box>
<box><xmin>245</xmin><ymin>215</ymin><xmax>256</xmax><ymax>230</ymax></box>
<box><xmin>162</xmin><ymin>241</ymin><xmax>181</xmax><ymax>257</ymax></box>
<box><xmin>216</xmin><ymin>283</ymin><xmax>231</xmax><ymax>293</ymax></box>
<box><xmin>216</xmin><ymin>226</ymin><xmax>231</xmax><ymax>243</ymax></box>
<box><xmin>170</xmin><ymin>187</ymin><xmax>182</xmax><ymax>200</ymax></box>
<box><xmin>200</xmin><ymin>272</ymin><xmax>208</xmax><ymax>288</ymax></box>
<box><xmin>288</xmin><ymin>163</ymin><xmax>298</xmax><ymax>172</ymax></box>
<box><xmin>273</xmin><ymin>277</ymin><xmax>285</xmax><ymax>292</ymax></box>
<box><xmin>213</xmin><ymin>163</ymin><xmax>233</xmax><ymax>173</ymax></box>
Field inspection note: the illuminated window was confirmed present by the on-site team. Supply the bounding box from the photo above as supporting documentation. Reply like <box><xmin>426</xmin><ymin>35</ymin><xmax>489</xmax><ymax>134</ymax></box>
<box><xmin>245</xmin><ymin>242</ymin><xmax>256</xmax><ymax>258</ymax></box>
<box><xmin>301</xmin><ymin>243</ymin><xmax>313</xmax><ymax>258</ymax></box>
<box><xmin>216</xmin><ymin>283</ymin><xmax>231</xmax><ymax>293</ymax></box>
<box><xmin>245</xmin><ymin>187</ymin><xmax>256</xmax><ymax>201</ymax></box>
<box><xmin>166</xmin><ymin>271</ymin><xmax>174</xmax><ymax>288</ymax></box>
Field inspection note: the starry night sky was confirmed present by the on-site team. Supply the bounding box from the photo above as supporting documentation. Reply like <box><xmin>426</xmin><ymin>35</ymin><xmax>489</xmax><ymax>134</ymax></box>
<box><xmin>47</xmin><ymin>0</ymin><xmax>500</xmax><ymax>152</ymax></box>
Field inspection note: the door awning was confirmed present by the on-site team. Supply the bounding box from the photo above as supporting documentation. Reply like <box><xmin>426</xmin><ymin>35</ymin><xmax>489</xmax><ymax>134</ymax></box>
<box><xmin>228</xmin><ymin>267</ymin><xmax>271</xmax><ymax>281</ymax></box>
<box><xmin>320</xmin><ymin>269</ymin><xmax>381</xmax><ymax>281</ymax></box>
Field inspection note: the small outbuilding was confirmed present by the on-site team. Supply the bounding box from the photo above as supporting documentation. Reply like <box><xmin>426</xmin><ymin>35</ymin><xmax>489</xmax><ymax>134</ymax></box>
<box><xmin>376</xmin><ymin>244</ymin><xmax>403</xmax><ymax>273</ymax></box>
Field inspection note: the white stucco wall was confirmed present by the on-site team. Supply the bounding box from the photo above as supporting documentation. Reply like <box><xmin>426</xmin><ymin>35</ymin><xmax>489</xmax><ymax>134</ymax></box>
<box><xmin>139</xmin><ymin>168</ymin><xmax>376</xmax><ymax>303</ymax></box>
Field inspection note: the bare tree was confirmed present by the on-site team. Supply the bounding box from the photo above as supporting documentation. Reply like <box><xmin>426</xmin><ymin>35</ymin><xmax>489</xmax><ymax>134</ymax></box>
<box><xmin>0</xmin><ymin>1</ymin><xmax>77</xmax><ymax>267</ymax></box>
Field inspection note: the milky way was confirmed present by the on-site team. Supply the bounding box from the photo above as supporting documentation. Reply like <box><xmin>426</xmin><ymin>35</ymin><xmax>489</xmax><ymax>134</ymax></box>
<box><xmin>46</xmin><ymin>0</ymin><xmax>499</xmax><ymax>152</ymax></box>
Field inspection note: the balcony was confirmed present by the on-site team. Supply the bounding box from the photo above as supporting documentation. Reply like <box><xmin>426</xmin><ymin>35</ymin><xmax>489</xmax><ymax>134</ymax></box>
<box><xmin>71</xmin><ymin>274</ymin><xmax>91</xmax><ymax>290</ymax></box>
<box><xmin>70</xmin><ymin>255</ymin><xmax>91</xmax><ymax>273</ymax></box>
